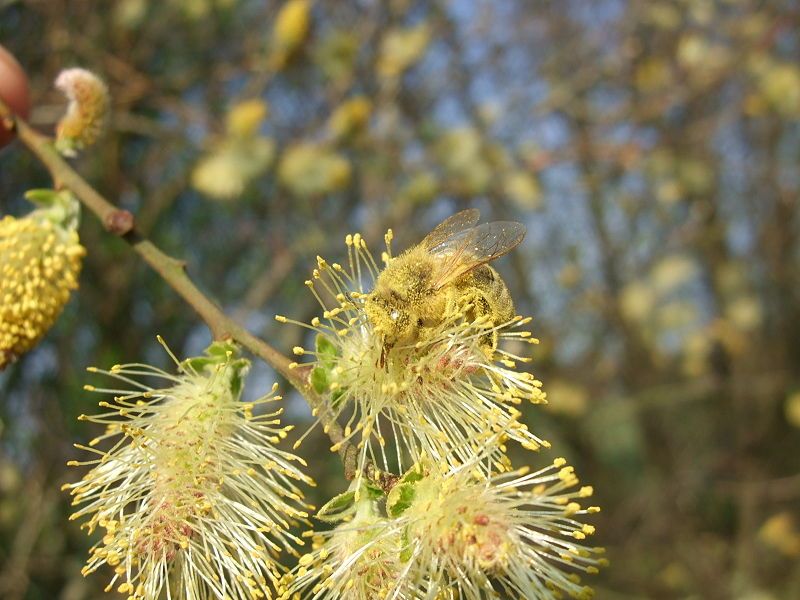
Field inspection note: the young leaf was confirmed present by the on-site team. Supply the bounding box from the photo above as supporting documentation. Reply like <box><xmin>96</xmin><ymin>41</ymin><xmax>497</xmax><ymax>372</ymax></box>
<box><xmin>310</xmin><ymin>366</ymin><xmax>329</xmax><ymax>394</ymax></box>
<box><xmin>315</xmin><ymin>334</ymin><xmax>339</xmax><ymax>368</ymax></box>
<box><xmin>386</xmin><ymin>482</ymin><xmax>417</xmax><ymax>518</ymax></box>
<box><xmin>316</xmin><ymin>490</ymin><xmax>356</xmax><ymax>523</ymax></box>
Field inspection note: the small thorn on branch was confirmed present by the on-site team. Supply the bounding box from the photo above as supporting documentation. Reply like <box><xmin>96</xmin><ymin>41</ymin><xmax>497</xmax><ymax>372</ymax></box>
<box><xmin>104</xmin><ymin>209</ymin><xmax>135</xmax><ymax>235</ymax></box>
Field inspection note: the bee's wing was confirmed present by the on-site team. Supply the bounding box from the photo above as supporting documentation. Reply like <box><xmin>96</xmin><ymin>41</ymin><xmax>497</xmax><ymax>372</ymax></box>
<box><xmin>420</xmin><ymin>209</ymin><xmax>480</xmax><ymax>250</ymax></box>
<box><xmin>428</xmin><ymin>221</ymin><xmax>526</xmax><ymax>290</ymax></box>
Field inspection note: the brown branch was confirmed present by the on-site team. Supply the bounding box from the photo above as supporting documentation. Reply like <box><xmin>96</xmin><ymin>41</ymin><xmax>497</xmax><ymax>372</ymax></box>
<box><xmin>0</xmin><ymin>103</ymin><xmax>374</xmax><ymax>477</ymax></box>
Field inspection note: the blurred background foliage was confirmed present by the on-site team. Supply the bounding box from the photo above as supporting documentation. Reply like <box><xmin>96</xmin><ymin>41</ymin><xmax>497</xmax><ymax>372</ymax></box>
<box><xmin>0</xmin><ymin>0</ymin><xmax>799</xmax><ymax>598</ymax></box>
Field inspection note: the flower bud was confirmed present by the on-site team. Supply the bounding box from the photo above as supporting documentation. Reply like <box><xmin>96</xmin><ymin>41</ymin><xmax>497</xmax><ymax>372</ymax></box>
<box><xmin>0</xmin><ymin>45</ymin><xmax>31</xmax><ymax>148</ymax></box>
<box><xmin>54</xmin><ymin>68</ymin><xmax>110</xmax><ymax>157</ymax></box>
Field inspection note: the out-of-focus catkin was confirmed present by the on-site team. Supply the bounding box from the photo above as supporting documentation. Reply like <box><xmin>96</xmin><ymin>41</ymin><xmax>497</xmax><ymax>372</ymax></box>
<box><xmin>0</xmin><ymin>192</ymin><xmax>85</xmax><ymax>368</ymax></box>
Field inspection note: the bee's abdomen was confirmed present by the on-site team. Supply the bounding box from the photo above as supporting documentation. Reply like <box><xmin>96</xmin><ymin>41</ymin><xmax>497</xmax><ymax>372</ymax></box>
<box><xmin>466</xmin><ymin>265</ymin><xmax>515</xmax><ymax>324</ymax></box>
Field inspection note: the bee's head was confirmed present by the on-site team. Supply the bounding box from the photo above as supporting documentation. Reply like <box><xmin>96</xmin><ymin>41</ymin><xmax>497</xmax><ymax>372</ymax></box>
<box><xmin>364</xmin><ymin>253</ymin><xmax>434</xmax><ymax>346</ymax></box>
<box><xmin>364</xmin><ymin>284</ymin><xmax>417</xmax><ymax>346</ymax></box>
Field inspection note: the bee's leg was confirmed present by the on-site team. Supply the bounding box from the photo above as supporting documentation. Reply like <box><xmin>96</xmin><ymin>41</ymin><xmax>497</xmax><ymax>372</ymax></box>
<box><xmin>472</xmin><ymin>291</ymin><xmax>499</xmax><ymax>358</ymax></box>
<box><xmin>378</xmin><ymin>341</ymin><xmax>394</xmax><ymax>369</ymax></box>
<box><xmin>457</xmin><ymin>289</ymin><xmax>497</xmax><ymax>359</ymax></box>
<box><xmin>455</xmin><ymin>289</ymin><xmax>478</xmax><ymax>321</ymax></box>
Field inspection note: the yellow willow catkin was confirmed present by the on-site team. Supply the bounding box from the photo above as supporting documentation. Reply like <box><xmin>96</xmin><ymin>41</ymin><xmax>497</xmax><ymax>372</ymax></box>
<box><xmin>269</xmin><ymin>0</ymin><xmax>311</xmax><ymax>69</ymax></box>
<box><xmin>394</xmin><ymin>458</ymin><xmax>607</xmax><ymax>599</ymax></box>
<box><xmin>278</xmin><ymin>227</ymin><xmax>547</xmax><ymax>479</ymax></box>
<box><xmin>0</xmin><ymin>207</ymin><xmax>85</xmax><ymax>368</ymax></box>
<box><xmin>65</xmin><ymin>340</ymin><xmax>314</xmax><ymax>600</ymax></box>
<box><xmin>281</xmin><ymin>457</ymin><xmax>606</xmax><ymax>600</ymax></box>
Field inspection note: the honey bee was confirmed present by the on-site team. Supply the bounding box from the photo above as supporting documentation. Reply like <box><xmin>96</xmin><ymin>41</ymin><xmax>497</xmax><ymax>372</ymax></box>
<box><xmin>364</xmin><ymin>209</ymin><xmax>525</xmax><ymax>359</ymax></box>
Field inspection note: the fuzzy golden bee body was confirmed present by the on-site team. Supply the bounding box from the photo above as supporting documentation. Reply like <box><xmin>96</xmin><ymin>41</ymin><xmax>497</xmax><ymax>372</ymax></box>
<box><xmin>364</xmin><ymin>209</ymin><xmax>525</xmax><ymax>357</ymax></box>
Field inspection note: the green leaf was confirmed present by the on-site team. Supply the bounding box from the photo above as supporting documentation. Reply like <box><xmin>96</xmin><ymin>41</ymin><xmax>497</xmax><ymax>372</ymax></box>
<box><xmin>23</xmin><ymin>189</ymin><xmax>82</xmax><ymax>230</ymax></box>
<box><xmin>182</xmin><ymin>340</ymin><xmax>244</xmax><ymax>372</ymax></box>
<box><xmin>311</xmin><ymin>336</ymin><xmax>346</xmax><ymax>401</ymax></box>
<box><xmin>206</xmin><ymin>340</ymin><xmax>240</xmax><ymax>358</ymax></box>
<box><xmin>228</xmin><ymin>367</ymin><xmax>244</xmax><ymax>397</ymax></box>
<box><xmin>331</xmin><ymin>386</ymin><xmax>345</xmax><ymax>408</ymax></box>
<box><xmin>315</xmin><ymin>334</ymin><xmax>339</xmax><ymax>368</ymax></box>
<box><xmin>316</xmin><ymin>490</ymin><xmax>356</xmax><ymax>523</ymax></box>
<box><xmin>386</xmin><ymin>482</ymin><xmax>416</xmax><ymax>518</ymax></box>
<box><xmin>364</xmin><ymin>482</ymin><xmax>384</xmax><ymax>500</ymax></box>
<box><xmin>180</xmin><ymin>341</ymin><xmax>249</xmax><ymax>396</ymax></box>
<box><xmin>311</xmin><ymin>366</ymin><xmax>329</xmax><ymax>394</ymax></box>
<box><xmin>182</xmin><ymin>356</ymin><xmax>215</xmax><ymax>372</ymax></box>
<box><xmin>24</xmin><ymin>189</ymin><xmax>61</xmax><ymax>206</ymax></box>
<box><xmin>398</xmin><ymin>463</ymin><xmax>425</xmax><ymax>485</ymax></box>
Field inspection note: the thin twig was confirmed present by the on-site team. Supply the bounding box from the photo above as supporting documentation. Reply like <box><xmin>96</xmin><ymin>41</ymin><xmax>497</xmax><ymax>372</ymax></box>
<box><xmin>1</xmin><ymin>102</ymin><xmax>373</xmax><ymax>479</ymax></box>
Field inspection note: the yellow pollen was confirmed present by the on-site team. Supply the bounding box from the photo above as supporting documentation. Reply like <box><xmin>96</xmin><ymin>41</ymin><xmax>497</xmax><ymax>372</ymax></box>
<box><xmin>0</xmin><ymin>214</ymin><xmax>85</xmax><ymax>368</ymax></box>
